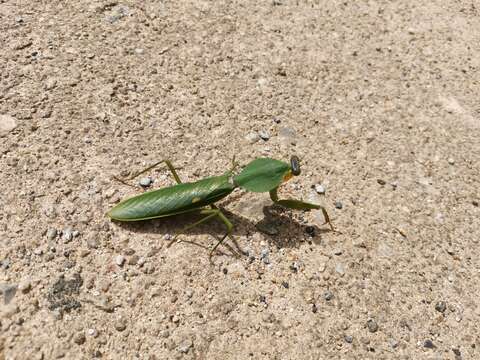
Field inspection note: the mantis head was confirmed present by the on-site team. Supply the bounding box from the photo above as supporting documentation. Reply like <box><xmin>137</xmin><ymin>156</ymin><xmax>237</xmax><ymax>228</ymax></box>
<box><xmin>233</xmin><ymin>155</ymin><xmax>303</xmax><ymax>193</ymax></box>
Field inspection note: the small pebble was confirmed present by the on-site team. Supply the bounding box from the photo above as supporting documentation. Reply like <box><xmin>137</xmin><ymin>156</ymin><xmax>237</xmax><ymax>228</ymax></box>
<box><xmin>18</xmin><ymin>281</ymin><xmax>32</xmax><ymax>294</ymax></box>
<box><xmin>324</xmin><ymin>290</ymin><xmax>334</xmax><ymax>301</ymax></box>
<box><xmin>79</xmin><ymin>249</ymin><xmax>90</xmax><ymax>258</ymax></box>
<box><xmin>115</xmin><ymin>255</ymin><xmax>126</xmax><ymax>267</ymax></box>
<box><xmin>258</xmin><ymin>130</ymin><xmax>270</xmax><ymax>141</ymax></box>
<box><xmin>290</xmin><ymin>262</ymin><xmax>299</xmax><ymax>273</ymax></box>
<box><xmin>123</xmin><ymin>248</ymin><xmax>135</xmax><ymax>256</ymax></box>
<box><xmin>185</xmin><ymin>289</ymin><xmax>194</xmax><ymax>299</ymax></box>
<box><xmin>424</xmin><ymin>339</ymin><xmax>435</xmax><ymax>349</ymax></box>
<box><xmin>305</xmin><ymin>226</ymin><xmax>315</xmax><ymax>236</ymax></box>
<box><xmin>377</xmin><ymin>179</ymin><xmax>386</xmax><ymax>185</ymax></box>
<box><xmin>367</xmin><ymin>319</ymin><xmax>379</xmax><ymax>333</ymax></box>
<box><xmin>87</xmin><ymin>328</ymin><xmax>98</xmax><ymax>338</ymax></box>
<box><xmin>335</xmin><ymin>201</ymin><xmax>343</xmax><ymax>209</ymax></box>
<box><xmin>1</xmin><ymin>284</ymin><xmax>18</xmax><ymax>304</ymax></box>
<box><xmin>345</xmin><ymin>335</ymin><xmax>353</xmax><ymax>343</ymax></box>
<box><xmin>128</xmin><ymin>255</ymin><xmax>139</xmax><ymax>265</ymax></box>
<box><xmin>73</xmin><ymin>333</ymin><xmax>86</xmax><ymax>345</ymax></box>
<box><xmin>314</xmin><ymin>184</ymin><xmax>326</xmax><ymax>194</ymax></box>
<box><xmin>222</xmin><ymin>268</ymin><xmax>228</xmax><ymax>275</ymax></box>
<box><xmin>245</xmin><ymin>132</ymin><xmax>260</xmax><ymax>144</ymax></box>
<box><xmin>114</xmin><ymin>319</ymin><xmax>127</xmax><ymax>332</ymax></box>
<box><xmin>137</xmin><ymin>257</ymin><xmax>146</xmax><ymax>267</ymax></box>
<box><xmin>335</xmin><ymin>263</ymin><xmax>345</xmax><ymax>275</ymax></box>
<box><xmin>278</xmin><ymin>127</ymin><xmax>297</xmax><ymax>145</ymax></box>
<box><xmin>311</xmin><ymin>303</ymin><xmax>318</xmax><ymax>313</ymax></box>
<box><xmin>435</xmin><ymin>301</ymin><xmax>447</xmax><ymax>313</ymax></box>
<box><xmin>0</xmin><ymin>259</ymin><xmax>11</xmax><ymax>269</ymax></box>
<box><xmin>139</xmin><ymin>177</ymin><xmax>152</xmax><ymax>188</ymax></box>
<box><xmin>259</xmin><ymin>295</ymin><xmax>267</xmax><ymax>304</ymax></box>
<box><xmin>273</xmin><ymin>117</ymin><xmax>281</xmax><ymax>124</ymax></box>
<box><xmin>62</xmin><ymin>229</ymin><xmax>73</xmax><ymax>243</ymax></box>
<box><xmin>0</xmin><ymin>114</ymin><xmax>18</xmax><ymax>136</ymax></box>
<box><xmin>448</xmin><ymin>158</ymin><xmax>455</xmax><ymax>165</ymax></box>
<box><xmin>281</xmin><ymin>281</ymin><xmax>289</xmax><ymax>289</ymax></box>
<box><xmin>46</xmin><ymin>228</ymin><xmax>57</xmax><ymax>240</ymax></box>
<box><xmin>177</xmin><ymin>339</ymin><xmax>193</xmax><ymax>354</ymax></box>
<box><xmin>52</xmin><ymin>309</ymin><xmax>63</xmax><ymax>320</ymax></box>
<box><xmin>389</xmin><ymin>338</ymin><xmax>399</xmax><ymax>348</ymax></box>
<box><xmin>472</xmin><ymin>200</ymin><xmax>478</xmax><ymax>207</ymax></box>
<box><xmin>452</xmin><ymin>348</ymin><xmax>461</xmax><ymax>357</ymax></box>
<box><xmin>87</xmin><ymin>237</ymin><xmax>99</xmax><ymax>249</ymax></box>
<box><xmin>160</xmin><ymin>330</ymin><xmax>170</xmax><ymax>338</ymax></box>
<box><xmin>333</xmin><ymin>248</ymin><xmax>343</xmax><ymax>255</ymax></box>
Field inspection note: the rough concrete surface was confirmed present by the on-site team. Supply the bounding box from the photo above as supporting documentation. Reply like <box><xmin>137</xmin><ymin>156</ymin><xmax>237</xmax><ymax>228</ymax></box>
<box><xmin>1</xmin><ymin>0</ymin><xmax>479</xmax><ymax>359</ymax></box>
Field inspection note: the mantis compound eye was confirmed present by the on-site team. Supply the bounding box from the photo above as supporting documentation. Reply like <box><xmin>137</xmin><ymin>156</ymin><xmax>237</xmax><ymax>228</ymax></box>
<box><xmin>290</xmin><ymin>156</ymin><xmax>301</xmax><ymax>176</ymax></box>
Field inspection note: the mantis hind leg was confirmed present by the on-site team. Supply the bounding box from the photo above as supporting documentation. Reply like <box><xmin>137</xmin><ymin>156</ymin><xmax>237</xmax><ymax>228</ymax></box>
<box><xmin>113</xmin><ymin>159</ymin><xmax>182</xmax><ymax>186</ymax></box>
<box><xmin>167</xmin><ymin>210</ymin><xmax>218</xmax><ymax>248</ymax></box>
<box><xmin>209</xmin><ymin>210</ymin><xmax>235</xmax><ymax>258</ymax></box>
<box><xmin>167</xmin><ymin>208</ymin><xmax>238</xmax><ymax>257</ymax></box>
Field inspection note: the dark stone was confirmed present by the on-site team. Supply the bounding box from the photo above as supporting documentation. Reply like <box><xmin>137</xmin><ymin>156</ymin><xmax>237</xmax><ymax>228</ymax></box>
<box><xmin>47</xmin><ymin>273</ymin><xmax>83</xmax><ymax>313</ymax></box>
<box><xmin>305</xmin><ymin>226</ymin><xmax>315</xmax><ymax>236</ymax></box>
<box><xmin>367</xmin><ymin>319</ymin><xmax>379</xmax><ymax>333</ymax></box>
<box><xmin>424</xmin><ymin>340</ymin><xmax>435</xmax><ymax>349</ymax></box>
<box><xmin>435</xmin><ymin>301</ymin><xmax>447</xmax><ymax>313</ymax></box>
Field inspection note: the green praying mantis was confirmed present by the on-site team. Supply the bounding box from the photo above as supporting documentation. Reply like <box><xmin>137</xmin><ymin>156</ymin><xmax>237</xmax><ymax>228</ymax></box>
<box><xmin>107</xmin><ymin>156</ymin><xmax>334</xmax><ymax>257</ymax></box>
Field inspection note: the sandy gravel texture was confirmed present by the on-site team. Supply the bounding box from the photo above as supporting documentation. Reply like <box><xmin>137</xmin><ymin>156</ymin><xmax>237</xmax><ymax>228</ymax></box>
<box><xmin>1</xmin><ymin>0</ymin><xmax>480</xmax><ymax>359</ymax></box>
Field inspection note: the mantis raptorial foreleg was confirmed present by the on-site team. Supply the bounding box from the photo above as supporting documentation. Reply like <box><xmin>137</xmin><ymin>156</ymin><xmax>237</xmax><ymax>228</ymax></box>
<box><xmin>269</xmin><ymin>187</ymin><xmax>335</xmax><ymax>231</ymax></box>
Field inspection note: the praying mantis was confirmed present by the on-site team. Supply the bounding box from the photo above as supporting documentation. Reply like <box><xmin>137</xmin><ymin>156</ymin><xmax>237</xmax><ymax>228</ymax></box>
<box><xmin>107</xmin><ymin>156</ymin><xmax>334</xmax><ymax>256</ymax></box>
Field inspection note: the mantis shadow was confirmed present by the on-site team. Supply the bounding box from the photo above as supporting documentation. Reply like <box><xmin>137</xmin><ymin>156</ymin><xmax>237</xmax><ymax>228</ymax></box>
<box><xmin>112</xmin><ymin>203</ymin><xmax>330</xmax><ymax>256</ymax></box>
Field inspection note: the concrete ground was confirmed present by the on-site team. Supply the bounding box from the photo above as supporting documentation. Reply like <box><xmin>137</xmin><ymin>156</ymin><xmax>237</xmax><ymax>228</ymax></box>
<box><xmin>1</xmin><ymin>0</ymin><xmax>479</xmax><ymax>359</ymax></box>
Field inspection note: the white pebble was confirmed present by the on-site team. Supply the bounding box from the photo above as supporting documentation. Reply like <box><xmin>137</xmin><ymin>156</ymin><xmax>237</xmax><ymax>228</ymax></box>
<box><xmin>115</xmin><ymin>255</ymin><xmax>126</xmax><ymax>267</ymax></box>
<box><xmin>335</xmin><ymin>263</ymin><xmax>345</xmax><ymax>275</ymax></box>
<box><xmin>314</xmin><ymin>184</ymin><xmax>326</xmax><ymax>194</ymax></box>
<box><xmin>46</xmin><ymin>228</ymin><xmax>57</xmax><ymax>240</ymax></box>
<box><xmin>258</xmin><ymin>130</ymin><xmax>270</xmax><ymax>140</ymax></box>
<box><xmin>245</xmin><ymin>132</ymin><xmax>260</xmax><ymax>144</ymax></box>
<box><xmin>62</xmin><ymin>229</ymin><xmax>73</xmax><ymax>243</ymax></box>
<box><xmin>87</xmin><ymin>328</ymin><xmax>98</xmax><ymax>337</ymax></box>
<box><xmin>137</xmin><ymin>257</ymin><xmax>146</xmax><ymax>267</ymax></box>
<box><xmin>139</xmin><ymin>177</ymin><xmax>152</xmax><ymax>187</ymax></box>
